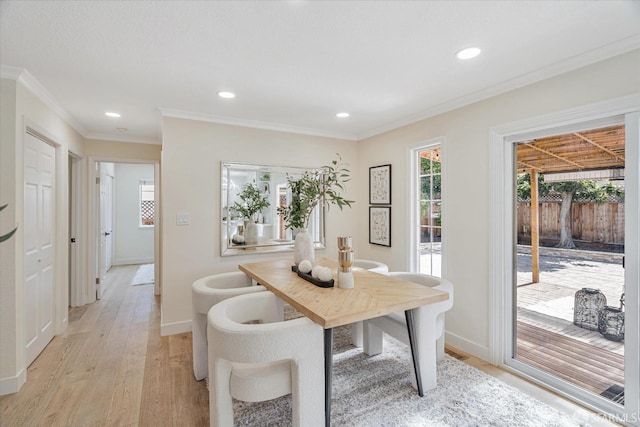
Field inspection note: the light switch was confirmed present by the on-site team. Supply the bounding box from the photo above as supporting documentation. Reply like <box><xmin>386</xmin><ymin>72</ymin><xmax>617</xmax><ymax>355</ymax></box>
<box><xmin>176</xmin><ymin>212</ymin><xmax>190</xmax><ymax>226</ymax></box>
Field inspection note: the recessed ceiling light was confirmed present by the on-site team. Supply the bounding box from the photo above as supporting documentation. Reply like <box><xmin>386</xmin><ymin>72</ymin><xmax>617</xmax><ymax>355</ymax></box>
<box><xmin>336</xmin><ymin>112</ymin><xmax>350</xmax><ymax>118</ymax></box>
<box><xmin>105</xmin><ymin>112</ymin><xmax>121</xmax><ymax>118</ymax></box>
<box><xmin>218</xmin><ymin>91</ymin><xmax>236</xmax><ymax>99</ymax></box>
<box><xmin>456</xmin><ymin>47</ymin><xmax>482</xmax><ymax>60</ymax></box>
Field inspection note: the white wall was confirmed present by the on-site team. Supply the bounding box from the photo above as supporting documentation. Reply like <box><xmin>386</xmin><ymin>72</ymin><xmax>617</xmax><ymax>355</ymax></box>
<box><xmin>113</xmin><ymin>163</ymin><xmax>155</xmax><ymax>265</ymax></box>
<box><xmin>160</xmin><ymin>118</ymin><xmax>358</xmax><ymax>334</ymax></box>
<box><xmin>356</xmin><ymin>49</ymin><xmax>640</xmax><ymax>358</ymax></box>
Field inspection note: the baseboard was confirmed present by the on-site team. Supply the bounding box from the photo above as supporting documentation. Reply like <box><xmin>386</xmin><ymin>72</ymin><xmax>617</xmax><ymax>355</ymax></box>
<box><xmin>112</xmin><ymin>257</ymin><xmax>154</xmax><ymax>266</ymax></box>
<box><xmin>445</xmin><ymin>331</ymin><xmax>489</xmax><ymax>361</ymax></box>
<box><xmin>160</xmin><ymin>320</ymin><xmax>192</xmax><ymax>337</ymax></box>
<box><xmin>0</xmin><ymin>368</ymin><xmax>26</xmax><ymax>396</ymax></box>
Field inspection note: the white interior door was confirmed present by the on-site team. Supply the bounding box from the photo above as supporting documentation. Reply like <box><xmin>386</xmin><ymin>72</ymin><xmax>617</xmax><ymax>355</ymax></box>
<box><xmin>104</xmin><ymin>174</ymin><xmax>113</xmax><ymax>272</ymax></box>
<box><xmin>97</xmin><ymin>164</ymin><xmax>114</xmax><ymax>299</ymax></box>
<box><xmin>24</xmin><ymin>132</ymin><xmax>56</xmax><ymax>366</ymax></box>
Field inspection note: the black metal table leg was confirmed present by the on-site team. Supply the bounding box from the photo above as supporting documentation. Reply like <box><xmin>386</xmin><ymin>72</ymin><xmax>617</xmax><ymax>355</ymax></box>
<box><xmin>405</xmin><ymin>309</ymin><xmax>424</xmax><ymax>397</ymax></box>
<box><xmin>324</xmin><ymin>327</ymin><xmax>334</xmax><ymax>427</ymax></box>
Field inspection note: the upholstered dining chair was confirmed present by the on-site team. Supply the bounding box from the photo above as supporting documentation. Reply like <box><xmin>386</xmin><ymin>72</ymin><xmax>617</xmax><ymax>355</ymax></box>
<box><xmin>362</xmin><ymin>272</ymin><xmax>453</xmax><ymax>391</ymax></box>
<box><xmin>191</xmin><ymin>272</ymin><xmax>265</xmax><ymax>381</ymax></box>
<box><xmin>351</xmin><ymin>259</ymin><xmax>389</xmax><ymax>347</ymax></box>
<box><xmin>207</xmin><ymin>291</ymin><xmax>324</xmax><ymax>427</ymax></box>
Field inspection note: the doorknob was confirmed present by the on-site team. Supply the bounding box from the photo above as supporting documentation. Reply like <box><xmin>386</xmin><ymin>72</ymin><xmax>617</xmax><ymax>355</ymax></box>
<box><xmin>104</xmin><ymin>232</ymin><xmax>111</xmax><ymax>236</ymax></box>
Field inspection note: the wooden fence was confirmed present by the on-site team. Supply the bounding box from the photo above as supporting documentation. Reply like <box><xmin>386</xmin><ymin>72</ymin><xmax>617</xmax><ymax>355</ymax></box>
<box><xmin>517</xmin><ymin>201</ymin><xmax>625</xmax><ymax>244</ymax></box>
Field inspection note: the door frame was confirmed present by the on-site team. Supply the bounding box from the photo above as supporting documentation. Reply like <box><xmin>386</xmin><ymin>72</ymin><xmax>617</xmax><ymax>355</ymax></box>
<box><xmin>86</xmin><ymin>156</ymin><xmax>161</xmax><ymax>303</ymax></box>
<box><xmin>23</xmin><ymin>119</ymin><xmax>68</xmax><ymax>335</ymax></box>
<box><xmin>68</xmin><ymin>151</ymin><xmax>86</xmax><ymax>307</ymax></box>
<box><xmin>489</xmin><ymin>93</ymin><xmax>640</xmax><ymax>423</ymax></box>
<box><xmin>96</xmin><ymin>163</ymin><xmax>115</xmax><ymax>299</ymax></box>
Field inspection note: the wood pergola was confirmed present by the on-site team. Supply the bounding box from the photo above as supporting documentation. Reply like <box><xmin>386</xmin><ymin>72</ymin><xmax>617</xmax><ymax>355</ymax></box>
<box><xmin>516</xmin><ymin>124</ymin><xmax>625</xmax><ymax>282</ymax></box>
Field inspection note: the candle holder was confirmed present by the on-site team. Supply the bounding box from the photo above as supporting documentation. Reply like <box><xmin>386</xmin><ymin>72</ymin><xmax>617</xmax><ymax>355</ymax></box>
<box><xmin>338</xmin><ymin>250</ymin><xmax>354</xmax><ymax>273</ymax></box>
<box><xmin>337</xmin><ymin>236</ymin><xmax>352</xmax><ymax>251</ymax></box>
<box><xmin>337</xmin><ymin>236</ymin><xmax>354</xmax><ymax>289</ymax></box>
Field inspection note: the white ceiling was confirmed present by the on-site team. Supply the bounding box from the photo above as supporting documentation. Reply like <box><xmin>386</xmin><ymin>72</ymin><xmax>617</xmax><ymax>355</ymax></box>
<box><xmin>1</xmin><ymin>1</ymin><xmax>639</xmax><ymax>144</ymax></box>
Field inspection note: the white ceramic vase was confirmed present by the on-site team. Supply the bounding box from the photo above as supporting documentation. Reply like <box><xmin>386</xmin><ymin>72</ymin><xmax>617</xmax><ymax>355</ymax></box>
<box><xmin>293</xmin><ymin>228</ymin><xmax>314</xmax><ymax>265</ymax></box>
<box><xmin>244</xmin><ymin>220</ymin><xmax>258</xmax><ymax>244</ymax></box>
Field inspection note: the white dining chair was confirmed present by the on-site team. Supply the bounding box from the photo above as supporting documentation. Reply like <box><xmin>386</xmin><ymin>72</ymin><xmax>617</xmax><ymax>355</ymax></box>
<box><xmin>350</xmin><ymin>259</ymin><xmax>389</xmax><ymax>347</ymax></box>
<box><xmin>207</xmin><ymin>291</ymin><xmax>324</xmax><ymax>427</ymax></box>
<box><xmin>191</xmin><ymin>271</ymin><xmax>265</xmax><ymax>381</ymax></box>
<box><xmin>363</xmin><ymin>272</ymin><xmax>453</xmax><ymax>391</ymax></box>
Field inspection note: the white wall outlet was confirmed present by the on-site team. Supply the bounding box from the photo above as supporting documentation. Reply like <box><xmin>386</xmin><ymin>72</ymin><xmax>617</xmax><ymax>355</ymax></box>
<box><xmin>176</xmin><ymin>212</ymin><xmax>190</xmax><ymax>226</ymax></box>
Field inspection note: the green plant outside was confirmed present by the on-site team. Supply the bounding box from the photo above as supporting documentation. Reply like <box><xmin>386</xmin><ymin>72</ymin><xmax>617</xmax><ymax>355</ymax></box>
<box><xmin>517</xmin><ymin>173</ymin><xmax>624</xmax><ymax>202</ymax></box>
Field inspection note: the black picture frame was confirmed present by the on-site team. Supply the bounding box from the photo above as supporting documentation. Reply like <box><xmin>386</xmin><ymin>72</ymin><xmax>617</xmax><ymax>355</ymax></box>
<box><xmin>369</xmin><ymin>164</ymin><xmax>392</xmax><ymax>205</ymax></box>
<box><xmin>369</xmin><ymin>206</ymin><xmax>391</xmax><ymax>247</ymax></box>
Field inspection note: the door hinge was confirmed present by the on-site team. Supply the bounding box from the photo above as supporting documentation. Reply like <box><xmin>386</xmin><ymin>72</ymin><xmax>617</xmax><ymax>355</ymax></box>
<box><xmin>96</xmin><ymin>177</ymin><xmax>100</xmax><ymax>184</ymax></box>
<box><xmin>96</xmin><ymin>277</ymin><xmax>100</xmax><ymax>285</ymax></box>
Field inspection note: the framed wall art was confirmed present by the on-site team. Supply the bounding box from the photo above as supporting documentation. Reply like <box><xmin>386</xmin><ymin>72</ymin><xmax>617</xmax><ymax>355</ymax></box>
<box><xmin>369</xmin><ymin>164</ymin><xmax>391</xmax><ymax>205</ymax></box>
<box><xmin>369</xmin><ymin>206</ymin><xmax>391</xmax><ymax>247</ymax></box>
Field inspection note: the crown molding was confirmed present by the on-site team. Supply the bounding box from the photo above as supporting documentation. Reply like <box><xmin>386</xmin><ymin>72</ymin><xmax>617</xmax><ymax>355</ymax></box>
<box><xmin>357</xmin><ymin>35</ymin><xmax>640</xmax><ymax>140</ymax></box>
<box><xmin>0</xmin><ymin>65</ymin><xmax>23</xmax><ymax>80</ymax></box>
<box><xmin>159</xmin><ymin>108</ymin><xmax>358</xmax><ymax>142</ymax></box>
<box><xmin>85</xmin><ymin>132</ymin><xmax>161</xmax><ymax>145</ymax></box>
<box><xmin>1</xmin><ymin>65</ymin><xmax>88</xmax><ymax>137</ymax></box>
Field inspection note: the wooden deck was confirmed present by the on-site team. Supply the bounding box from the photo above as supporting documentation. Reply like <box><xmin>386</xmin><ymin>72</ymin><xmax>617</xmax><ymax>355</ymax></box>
<box><xmin>516</xmin><ymin>321</ymin><xmax>624</xmax><ymax>396</ymax></box>
<box><xmin>515</xmin><ymin>251</ymin><xmax>625</xmax><ymax>402</ymax></box>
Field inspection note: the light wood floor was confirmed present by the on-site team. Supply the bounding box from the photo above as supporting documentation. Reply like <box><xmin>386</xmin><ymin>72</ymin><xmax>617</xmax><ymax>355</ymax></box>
<box><xmin>0</xmin><ymin>265</ymin><xmax>617</xmax><ymax>426</ymax></box>
<box><xmin>0</xmin><ymin>264</ymin><xmax>208</xmax><ymax>427</ymax></box>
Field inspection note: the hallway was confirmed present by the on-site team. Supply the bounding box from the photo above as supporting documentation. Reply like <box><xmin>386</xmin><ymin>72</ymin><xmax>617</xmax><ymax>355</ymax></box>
<box><xmin>0</xmin><ymin>265</ymin><xmax>208</xmax><ymax>426</ymax></box>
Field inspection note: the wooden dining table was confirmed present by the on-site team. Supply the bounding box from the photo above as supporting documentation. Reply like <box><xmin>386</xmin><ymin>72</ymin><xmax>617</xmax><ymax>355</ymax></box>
<box><xmin>238</xmin><ymin>258</ymin><xmax>449</xmax><ymax>427</ymax></box>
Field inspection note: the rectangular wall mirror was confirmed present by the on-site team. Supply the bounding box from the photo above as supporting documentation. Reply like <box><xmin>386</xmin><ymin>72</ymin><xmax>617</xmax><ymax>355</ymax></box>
<box><xmin>221</xmin><ymin>162</ymin><xmax>326</xmax><ymax>256</ymax></box>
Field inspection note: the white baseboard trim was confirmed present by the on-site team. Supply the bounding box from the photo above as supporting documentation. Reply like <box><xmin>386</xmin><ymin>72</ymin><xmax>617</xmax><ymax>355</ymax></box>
<box><xmin>113</xmin><ymin>257</ymin><xmax>154</xmax><ymax>266</ymax></box>
<box><xmin>160</xmin><ymin>320</ymin><xmax>192</xmax><ymax>337</ymax></box>
<box><xmin>445</xmin><ymin>331</ymin><xmax>490</xmax><ymax>361</ymax></box>
<box><xmin>0</xmin><ymin>368</ymin><xmax>26</xmax><ymax>396</ymax></box>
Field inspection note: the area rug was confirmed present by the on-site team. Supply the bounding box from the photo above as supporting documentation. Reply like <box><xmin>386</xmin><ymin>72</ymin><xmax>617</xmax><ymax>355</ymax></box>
<box><xmin>130</xmin><ymin>263</ymin><xmax>154</xmax><ymax>286</ymax></box>
<box><xmin>232</xmin><ymin>325</ymin><xmax>590</xmax><ymax>427</ymax></box>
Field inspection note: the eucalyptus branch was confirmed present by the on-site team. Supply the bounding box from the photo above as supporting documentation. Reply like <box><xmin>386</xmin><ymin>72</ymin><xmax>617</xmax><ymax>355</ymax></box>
<box><xmin>277</xmin><ymin>154</ymin><xmax>354</xmax><ymax>230</ymax></box>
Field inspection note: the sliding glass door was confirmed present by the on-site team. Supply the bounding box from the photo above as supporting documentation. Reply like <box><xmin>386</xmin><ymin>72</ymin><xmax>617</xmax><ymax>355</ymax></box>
<box><xmin>490</xmin><ymin>103</ymin><xmax>639</xmax><ymax>425</ymax></box>
<box><xmin>513</xmin><ymin>123</ymin><xmax>626</xmax><ymax>409</ymax></box>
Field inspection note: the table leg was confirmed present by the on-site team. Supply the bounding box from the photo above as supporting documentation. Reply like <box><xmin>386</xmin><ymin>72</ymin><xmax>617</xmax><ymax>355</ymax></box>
<box><xmin>405</xmin><ymin>309</ymin><xmax>424</xmax><ymax>397</ymax></box>
<box><xmin>324</xmin><ymin>327</ymin><xmax>333</xmax><ymax>427</ymax></box>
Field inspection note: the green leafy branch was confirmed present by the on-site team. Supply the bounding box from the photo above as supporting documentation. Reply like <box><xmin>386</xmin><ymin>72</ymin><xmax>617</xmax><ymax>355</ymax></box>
<box><xmin>232</xmin><ymin>182</ymin><xmax>270</xmax><ymax>221</ymax></box>
<box><xmin>277</xmin><ymin>154</ymin><xmax>354</xmax><ymax>230</ymax></box>
<box><xmin>0</xmin><ymin>204</ymin><xmax>18</xmax><ymax>243</ymax></box>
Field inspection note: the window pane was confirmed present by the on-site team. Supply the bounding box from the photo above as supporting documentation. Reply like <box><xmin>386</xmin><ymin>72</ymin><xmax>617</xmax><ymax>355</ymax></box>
<box><xmin>432</xmin><ymin>202</ymin><xmax>441</xmax><ymax>227</ymax></box>
<box><xmin>420</xmin><ymin>157</ymin><xmax>431</xmax><ymax>175</ymax></box>
<box><xmin>420</xmin><ymin>226</ymin><xmax>432</xmax><ymax>245</ymax></box>
<box><xmin>420</xmin><ymin>176</ymin><xmax>431</xmax><ymax>200</ymax></box>
<box><xmin>140</xmin><ymin>181</ymin><xmax>154</xmax><ymax>226</ymax></box>
<box><xmin>432</xmin><ymin>174</ymin><xmax>442</xmax><ymax>200</ymax></box>
<box><xmin>420</xmin><ymin>201</ymin><xmax>430</xmax><ymax>224</ymax></box>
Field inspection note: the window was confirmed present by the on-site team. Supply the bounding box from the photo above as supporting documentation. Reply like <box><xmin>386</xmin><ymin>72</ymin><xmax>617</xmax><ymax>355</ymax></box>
<box><xmin>139</xmin><ymin>180</ymin><xmax>154</xmax><ymax>226</ymax></box>
<box><xmin>418</xmin><ymin>147</ymin><xmax>442</xmax><ymax>276</ymax></box>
